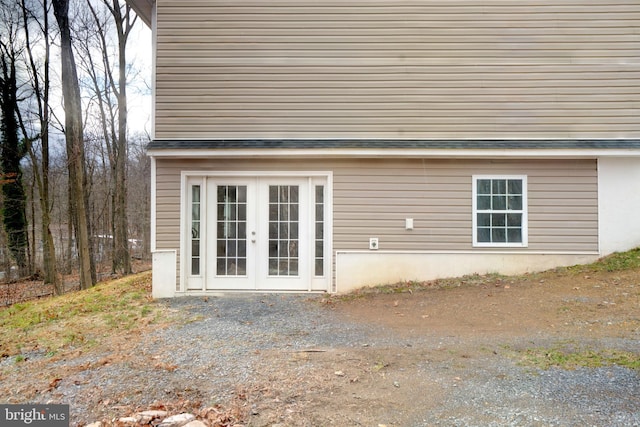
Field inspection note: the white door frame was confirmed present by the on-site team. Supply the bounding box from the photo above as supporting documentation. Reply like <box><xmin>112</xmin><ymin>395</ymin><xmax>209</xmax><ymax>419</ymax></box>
<box><xmin>180</xmin><ymin>171</ymin><xmax>332</xmax><ymax>292</ymax></box>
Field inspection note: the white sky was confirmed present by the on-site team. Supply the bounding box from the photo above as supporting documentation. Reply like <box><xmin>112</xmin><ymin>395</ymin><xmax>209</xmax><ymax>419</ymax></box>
<box><xmin>126</xmin><ymin>21</ymin><xmax>153</xmax><ymax>136</ymax></box>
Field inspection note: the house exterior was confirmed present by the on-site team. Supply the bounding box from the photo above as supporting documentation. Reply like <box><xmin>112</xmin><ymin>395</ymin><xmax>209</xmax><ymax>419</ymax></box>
<box><xmin>128</xmin><ymin>0</ymin><xmax>640</xmax><ymax>297</ymax></box>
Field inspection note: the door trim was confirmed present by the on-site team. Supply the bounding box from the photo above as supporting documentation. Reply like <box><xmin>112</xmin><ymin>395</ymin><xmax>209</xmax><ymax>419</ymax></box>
<box><xmin>180</xmin><ymin>171</ymin><xmax>333</xmax><ymax>293</ymax></box>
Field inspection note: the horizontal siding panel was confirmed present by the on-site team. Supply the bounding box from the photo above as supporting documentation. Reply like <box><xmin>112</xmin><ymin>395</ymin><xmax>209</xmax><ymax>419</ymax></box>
<box><xmin>334</xmin><ymin>203</ymin><xmax>471</xmax><ymax>213</ymax></box>
<box><xmin>156</xmin><ymin>66</ymin><xmax>638</xmax><ymax>80</ymax></box>
<box><xmin>335</xmin><ymin>182</ymin><xmax>472</xmax><ymax>192</ymax></box>
<box><xmin>334</xmin><ymin>213</ymin><xmax>470</xmax><ymax>222</ymax></box>
<box><xmin>157</xmin><ymin>26</ymin><xmax>640</xmax><ymax>37</ymax></box>
<box><xmin>154</xmin><ymin>128</ymin><xmax>636</xmax><ymax>139</ymax></box>
<box><xmin>529</xmin><ymin>192</ymin><xmax>598</xmax><ymax>201</ymax></box>
<box><xmin>534</xmin><ymin>200</ymin><xmax>597</xmax><ymax>207</ymax></box>
<box><xmin>155</xmin><ymin>0</ymin><xmax>639</xmax><ymax>139</ymax></box>
<box><xmin>156</xmin><ymin>87</ymin><xmax>640</xmax><ymax>98</ymax></box>
<box><xmin>528</xmin><ymin>235</ymin><xmax>597</xmax><ymax>244</ymax></box>
<box><xmin>334</xmin><ymin>226</ymin><xmax>469</xmax><ymax>235</ymax></box>
<box><xmin>158</xmin><ymin>36</ymin><xmax>640</xmax><ymax>46</ymax></box>
<box><xmin>158</xmin><ymin>49</ymin><xmax>640</xmax><ymax>59</ymax></box>
<box><xmin>529</xmin><ymin>213</ymin><xmax>598</xmax><ymax>222</ymax></box>
<box><xmin>529</xmin><ymin>243</ymin><xmax>597</xmax><ymax>251</ymax></box>
<box><xmin>336</xmin><ymin>212</ymin><xmax>471</xmax><ymax>221</ymax></box>
<box><xmin>529</xmin><ymin>227</ymin><xmax>597</xmax><ymax>235</ymax></box>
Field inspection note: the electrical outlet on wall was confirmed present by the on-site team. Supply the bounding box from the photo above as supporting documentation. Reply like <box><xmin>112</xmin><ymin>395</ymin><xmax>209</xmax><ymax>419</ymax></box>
<box><xmin>369</xmin><ymin>237</ymin><xmax>379</xmax><ymax>250</ymax></box>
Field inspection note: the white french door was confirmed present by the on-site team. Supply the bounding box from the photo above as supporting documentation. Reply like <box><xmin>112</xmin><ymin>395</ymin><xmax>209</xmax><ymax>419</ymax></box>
<box><xmin>197</xmin><ymin>176</ymin><xmax>319</xmax><ymax>291</ymax></box>
<box><xmin>205</xmin><ymin>178</ymin><xmax>256</xmax><ymax>290</ymax></box>
<box><xmin>257</xmin><ymin>178</ymin><xmax>310</xmax><ymax>290</ymax></box>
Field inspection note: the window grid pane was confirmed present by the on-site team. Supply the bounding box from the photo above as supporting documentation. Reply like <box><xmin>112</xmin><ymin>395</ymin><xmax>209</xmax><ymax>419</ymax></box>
<box><xmin>190</xmin><ymin>185</ymin><xmax>201</xmax><ymax>275</ymax></box>
<box><xmin>476</xmin><ymin>178</ymin><xmax>524</xmax><ymax>245</ymax></box>
<box><xmin>216</xmin><ymin>185</ymin><xmax>247</xmax><ymax>276</ymax></box>
<box><xmin>269</xmin><ymin>185</ymin><xmax>299</xmax><ymax>276</ymax></box>
<box><xmin>314</xmin><ymin>185</ymin><xmax>324</xmax><ymax>276</ymax></box>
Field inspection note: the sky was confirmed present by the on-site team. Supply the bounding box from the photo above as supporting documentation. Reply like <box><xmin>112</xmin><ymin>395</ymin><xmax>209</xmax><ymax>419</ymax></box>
<box><xmin>126</xmin><ymin>21</ymin><xmax>153</xmax><ymax>136</ymax></box>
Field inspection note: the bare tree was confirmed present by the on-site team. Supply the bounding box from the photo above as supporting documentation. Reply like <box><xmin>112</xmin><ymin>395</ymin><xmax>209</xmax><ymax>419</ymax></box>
<box><xmin>127</xmin><ymin>132</ymin><xmax>150</xmax><ymax>259</ymax></box>
<box><xmin>0</xmin><ymin>2</ymin><xmax>30</xmax><ymax>278</ymax></box>
<box><xmin>52</xmin><ymin>0</ymin><xmax>95</xmax><ymax>289</ymax></box>
<box><xmin>86</xmin><ymin>0</ymin><xmax>135</xmax><ymax>275</ymax></box>
<box><xmin>18</xmin><ymin>0</ymin><xmax>60</xmax><ymax>291</ymax></box>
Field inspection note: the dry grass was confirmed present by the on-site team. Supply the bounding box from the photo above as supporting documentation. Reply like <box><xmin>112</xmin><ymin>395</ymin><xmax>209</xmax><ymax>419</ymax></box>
<box><xmin>0</xmin><ymin>272</ymin><xmax>169</xmax><ymax>358</ymax></box>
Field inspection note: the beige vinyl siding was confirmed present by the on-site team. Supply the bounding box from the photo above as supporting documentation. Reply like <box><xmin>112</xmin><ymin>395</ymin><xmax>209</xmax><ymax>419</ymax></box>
<box><xmin>155</xmin><ymin>0</ymin><xmax>640</xmax><ymax>140</ymax></box>
<box><xmin>332</xmin><ymin>159</ymin><xmax>597</xmax><ymax>251</ymax></box>
<box><xmin>155</xmin><ymin>158</ymin><xmax>598</xmax><ymax>284</ymax></box>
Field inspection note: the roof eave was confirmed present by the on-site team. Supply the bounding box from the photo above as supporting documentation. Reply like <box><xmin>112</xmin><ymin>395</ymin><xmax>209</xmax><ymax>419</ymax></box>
<box><xmin>146</xmin><ymin>147</ymin><xmax>640</xmax><ymax>159</ymax></box>
<box><xmin>126</xmin><ymin>0</ymin><xmax>152</xmax><ymax>27</ymax></box>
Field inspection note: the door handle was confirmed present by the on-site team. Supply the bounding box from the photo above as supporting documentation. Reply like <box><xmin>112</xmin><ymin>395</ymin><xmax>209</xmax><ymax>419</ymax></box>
<box><xmin>251</xmin><ymin>231</ymin><xmax>256</xmax><ymax>243</ymax></box>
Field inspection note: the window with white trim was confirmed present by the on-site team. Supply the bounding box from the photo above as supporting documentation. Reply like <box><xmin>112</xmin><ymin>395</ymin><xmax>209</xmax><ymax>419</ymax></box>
<box><xmin>473</xmin><ymin>176</ymin><xmax>527</xmax><ymax>247</ymax></box>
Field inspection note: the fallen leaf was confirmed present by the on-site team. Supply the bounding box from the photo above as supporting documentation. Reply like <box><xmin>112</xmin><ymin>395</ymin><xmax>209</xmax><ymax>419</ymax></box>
<box><xmin>154</xmin><ymin>362</ymin><xmax>178</xmax><ymax>372</ymax></box>
<box><xmin>334</xmin><ymin>370</ymin><xmax>345</xmax><ymax>377</ymax></box>
<box><xmin>48</xmin><ymin>378</ymin><xmax>62</xmax><ymax>391</ymax></box>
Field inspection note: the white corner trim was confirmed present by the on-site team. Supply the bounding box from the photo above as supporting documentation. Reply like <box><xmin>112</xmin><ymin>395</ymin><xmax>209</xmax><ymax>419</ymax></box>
<box><xmin>150</xmin><ymin>156</ymin><xmax>157</xmax><ymax>252</ymax></box>
<box><xmin>150</xmin><ymin>3</ymin><xmax>157</xmax><ymax>140</ymax></box>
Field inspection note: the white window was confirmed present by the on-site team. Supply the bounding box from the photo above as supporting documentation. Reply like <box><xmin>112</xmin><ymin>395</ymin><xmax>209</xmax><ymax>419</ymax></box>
<box><xmin>473</xmin><ymin>175</ymin><xmax>528</xmax><ymax>247</ymax></box>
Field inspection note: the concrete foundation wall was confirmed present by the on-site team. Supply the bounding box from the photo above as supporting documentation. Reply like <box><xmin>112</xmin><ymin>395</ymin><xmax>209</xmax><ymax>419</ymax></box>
<box><xmin>336</xmin><ymin>251</ymin><xmax>599</xmax><ymax>293</ymax></box>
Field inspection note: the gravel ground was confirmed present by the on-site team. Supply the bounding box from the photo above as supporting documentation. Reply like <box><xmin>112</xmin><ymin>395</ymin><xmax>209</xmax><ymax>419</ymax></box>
<box><xmin>58</xmin><ymin>293</ymin><xmax>639</xmax><ymax>426</ymax></box>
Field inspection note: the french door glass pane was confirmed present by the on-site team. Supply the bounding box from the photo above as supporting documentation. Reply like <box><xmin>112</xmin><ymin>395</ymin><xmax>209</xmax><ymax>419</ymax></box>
<box><xmin>268</xmin><ymin>185</ymin><xmax>299</xmax><ymax>276</ymax></box>
<box><xmin>314</xmin><ymin>185</ymin><xmax>324</xmax><ymax>276</ymax></box>
<box><xmin>190</xmin><ymin>185</ymin><xmax>201</xmax><ymax>276</ymax></box>
<box><xmin>216</xmin><ymin>185</ymin><xmax>247</xmax><ymax>276</ymax></box>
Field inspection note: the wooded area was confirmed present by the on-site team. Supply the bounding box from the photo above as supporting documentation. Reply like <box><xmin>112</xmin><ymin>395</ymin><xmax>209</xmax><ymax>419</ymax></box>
<box><xmin>0</xmin><ymin>0</ymin><xmax>150</xmax><ymax>300</ymax></box>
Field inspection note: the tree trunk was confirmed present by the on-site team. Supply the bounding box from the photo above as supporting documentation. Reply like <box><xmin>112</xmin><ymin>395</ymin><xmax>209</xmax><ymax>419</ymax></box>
<box><xmin>0</xmin><ymin>46</ymin><xmax>29</xmax><ymax>277</ymax></box>
<box><xmin>38</xmin><ymin>0</ymin><xmax>58</xmax><ymax>290</ymax></box>
<box><xmin>110</xmin><ymin>0</ymin><xmax>131</xmax><ymax>274</ymax></box>
<box><xmin>52</xmin><ymin>0</ymin><xmax>95</xmax><ymax>289</ymax></box>
<box><xmin>20</xmin><ymin>0</ymin><xmax>60</xmax><ymax>292</ymax></box>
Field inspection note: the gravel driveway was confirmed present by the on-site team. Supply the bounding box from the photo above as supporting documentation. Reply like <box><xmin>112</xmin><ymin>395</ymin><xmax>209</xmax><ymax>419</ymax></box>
<box><xmin>60</xmin><ymin>292</ymin><xmax>638</xmax><ymax>426</ymax></box>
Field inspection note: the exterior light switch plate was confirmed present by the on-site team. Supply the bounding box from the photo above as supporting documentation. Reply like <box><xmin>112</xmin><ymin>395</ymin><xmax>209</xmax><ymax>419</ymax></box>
<box><xmin>369</xmin><ymin>238</ymin><xmax>379</xmax><ymax>250</ymax></box>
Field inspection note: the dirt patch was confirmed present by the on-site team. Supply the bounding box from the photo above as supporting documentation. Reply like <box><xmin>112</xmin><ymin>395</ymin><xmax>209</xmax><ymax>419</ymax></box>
<box><xmin>337</xmin><ymin>268</ymin><xmax>640</xmax><ymax>341</ymax></box>
<box><xmin>241</xmin><ymin>268</ymin><xmax>639</xmax><ymax>426</ymax></box>
<box><xmin>0</xmin><ymin>266</ymin><xmax>638</xmax><ymax>426</ymax></box>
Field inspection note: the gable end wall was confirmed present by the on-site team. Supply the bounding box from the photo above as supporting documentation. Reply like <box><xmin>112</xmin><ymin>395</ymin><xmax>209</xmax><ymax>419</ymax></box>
<box><xmin>154</xmin><ymin>0</ymin><xmax>640</xmax><ymax>140</ymax></box>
